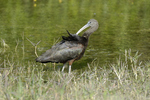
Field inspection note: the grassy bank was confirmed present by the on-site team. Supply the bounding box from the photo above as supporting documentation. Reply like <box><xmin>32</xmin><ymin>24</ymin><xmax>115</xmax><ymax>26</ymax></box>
<box><xmin>0</xmin><ymin>49</ymin><xmax>150</xmax><ymax>100</ymax></box>
<box><xmin>0</xmin><ymin>0</ymin><xmax>150</xmax><ymax>99</ymax></box>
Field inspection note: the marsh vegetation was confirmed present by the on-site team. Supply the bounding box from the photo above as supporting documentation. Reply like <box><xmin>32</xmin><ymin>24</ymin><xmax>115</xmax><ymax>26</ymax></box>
<box><xmin>0</xmin><ymin>0</ymin><xmax>150</xmax><ymax>99</ymax></box>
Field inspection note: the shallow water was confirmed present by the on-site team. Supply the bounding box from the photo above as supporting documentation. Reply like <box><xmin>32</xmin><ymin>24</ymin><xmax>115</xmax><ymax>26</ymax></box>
<box><xmin>0</xmin><ymin>0</ymin><xmax>150</xmax><ymax>70</ymax></box>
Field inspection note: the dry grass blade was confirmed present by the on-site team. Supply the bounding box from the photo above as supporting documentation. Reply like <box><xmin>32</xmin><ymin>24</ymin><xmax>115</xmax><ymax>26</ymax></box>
<box><xmin>26</xmin><ymin>37</ymin><xmax>41</xmax><ymax>57</ymax></box>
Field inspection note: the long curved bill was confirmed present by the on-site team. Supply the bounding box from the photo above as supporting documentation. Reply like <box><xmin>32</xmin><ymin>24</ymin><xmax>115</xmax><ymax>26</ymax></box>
<box><xmin>76</xmin><ymin>22</ymin><xmax>90</xmax><ymax>35</ymax></box>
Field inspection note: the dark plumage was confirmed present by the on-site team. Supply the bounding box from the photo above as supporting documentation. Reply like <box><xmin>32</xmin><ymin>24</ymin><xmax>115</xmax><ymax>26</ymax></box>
<box><xmin>36</xmin><ymin>19</ymin><xmax>99</xmax><ymax>73</ymax></box>
<box><xmin>62</xmin><ymin>30</ymin><xmax>81</xmax><ymax>41</ymax></box>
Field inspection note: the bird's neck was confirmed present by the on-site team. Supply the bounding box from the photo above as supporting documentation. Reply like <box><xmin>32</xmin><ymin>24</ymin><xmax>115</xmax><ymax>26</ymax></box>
<box><xmin>82</xmin><ymin>27</ymin><xmax>94</xmax><ymax>39</ymax></box>
<box><xmin>82</xmin><ymin>32</ymin><xmax>90</xmax><ymax>40</ymax></box>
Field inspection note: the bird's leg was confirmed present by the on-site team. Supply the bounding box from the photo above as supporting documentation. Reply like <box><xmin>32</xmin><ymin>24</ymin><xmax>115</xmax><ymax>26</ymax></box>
<box><xmin>62</xmin><ymin>63</ymin><xmax>67</xmax><ymax>72</ymax></box>
<box><xmin>68</xmin><ymin>59</ymin><xmax>75</xmax><ymax>74</ymax></box>
<box><xmin>69</xmin><ymin>65</ymin><xmax>72</xmax><ymax>74</ymax></box>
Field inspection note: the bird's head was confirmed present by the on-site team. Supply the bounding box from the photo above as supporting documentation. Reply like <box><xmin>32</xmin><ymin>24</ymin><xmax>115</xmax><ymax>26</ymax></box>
<box><xmin>76</xmin><ymin>19</ymin><xmax>99</xmax><ymax>39</ymax></box>
<box><xmin>76</xmin><ymin>19</ymin><xmax>99</xmax><ymax>35</ymax></box>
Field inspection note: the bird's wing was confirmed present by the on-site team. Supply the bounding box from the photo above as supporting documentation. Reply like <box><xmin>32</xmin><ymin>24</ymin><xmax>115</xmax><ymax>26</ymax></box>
<box><xmin>36</xmin><ymin>41</ymin><xmax>84</xmax><ymax>63</ymax></box>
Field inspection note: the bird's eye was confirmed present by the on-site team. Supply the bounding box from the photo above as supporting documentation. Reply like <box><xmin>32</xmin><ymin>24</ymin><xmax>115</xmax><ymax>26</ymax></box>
<box><xmin>88</xmin><ymin>21</ymin><xmax>91</xmax><ymax>24</ymax></box>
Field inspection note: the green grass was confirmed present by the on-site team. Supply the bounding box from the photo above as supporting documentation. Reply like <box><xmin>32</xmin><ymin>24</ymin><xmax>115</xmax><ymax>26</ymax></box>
<box><xmin>0</xmin><ymin>40</ymin><xmax>150</xmax><ymax>100</ymax></box>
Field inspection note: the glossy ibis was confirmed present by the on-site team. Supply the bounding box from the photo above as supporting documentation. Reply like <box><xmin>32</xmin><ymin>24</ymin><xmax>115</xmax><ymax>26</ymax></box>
<box><xmin>36</xmin><ymin>19</ymin><xmax>99</xmax><ymax>73</ymax></box>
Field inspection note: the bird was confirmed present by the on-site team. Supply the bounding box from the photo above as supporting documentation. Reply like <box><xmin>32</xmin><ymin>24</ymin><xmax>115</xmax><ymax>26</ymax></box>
<box><xmin>36</xmin><ymin>19</ymin><xmax>99</xmax><ymax>73</ymax></box>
